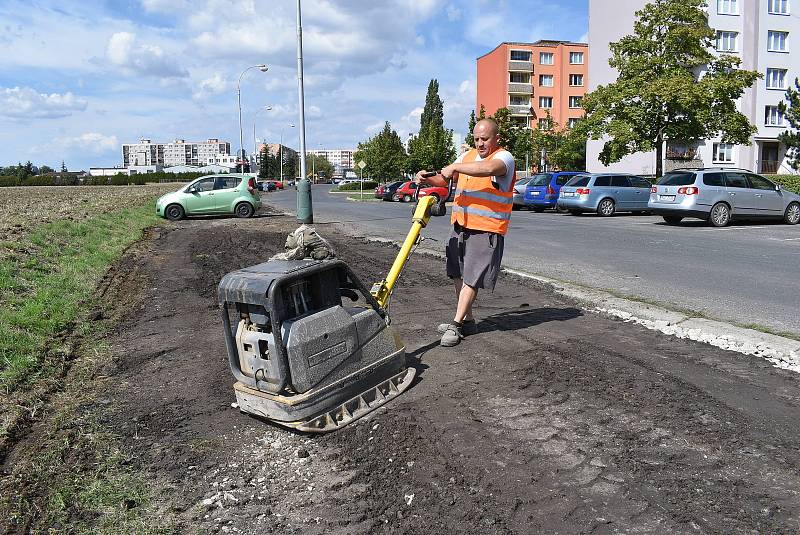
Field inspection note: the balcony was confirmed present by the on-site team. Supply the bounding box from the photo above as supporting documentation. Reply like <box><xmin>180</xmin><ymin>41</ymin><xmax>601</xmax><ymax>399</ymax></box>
<box><xmin>508</xmin><ymin>60</ymin><xmax>533</xmax><ymax>71</ymax></box>
<box><xmin>508</xmin><ymin>83</ymin><xmax>533</xmax><ymax>94</ymax></box>
<box><xmin>508</xmin><ymin>105</ymin><xmax>533</xmax><ymax>116</ymax></box>
<box><xmin>759</xmin><ymin>160</ymin><xmax>780</xmax><ymax>174</ymax></box>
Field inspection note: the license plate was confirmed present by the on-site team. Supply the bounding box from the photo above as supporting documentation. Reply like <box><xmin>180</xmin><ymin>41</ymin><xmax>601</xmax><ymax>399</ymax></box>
<box><xmin>562</xmin><ymin>192</ymin><xmax>575</xmax><ymax>197</ymax></box>
<box><xmin>531</xmin><ymin>191</ymin><xmax>540</xmax><ymax>196</ymax></box>
<box><xmin>659</xmin><ymin>195</ymin><xmax>676</xmax><ymax>201</ymax></box>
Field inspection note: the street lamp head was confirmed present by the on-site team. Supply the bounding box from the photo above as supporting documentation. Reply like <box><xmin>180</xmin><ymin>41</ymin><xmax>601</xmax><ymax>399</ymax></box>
<box><xmin>289</xmin><ymin>123</ymin><xmax>296</xmax><ymax>128</ymax></box>
<box><xmin>257</xmin><ymin>64</ymin><xmax>269</xmax><ymax>72</ymax></box>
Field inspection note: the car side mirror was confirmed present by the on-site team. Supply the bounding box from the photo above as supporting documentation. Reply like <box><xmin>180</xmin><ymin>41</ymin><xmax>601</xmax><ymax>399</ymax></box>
<box><xmin>775</xmin><ymin>184</ymin><xmax>782</xmax><ymax>191</ymax></box>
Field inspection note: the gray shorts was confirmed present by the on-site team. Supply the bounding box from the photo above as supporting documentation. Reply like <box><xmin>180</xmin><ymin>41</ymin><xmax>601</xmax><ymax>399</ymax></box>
<box><xmin>445</xmin><ymin>224</ymin><xmax>505</xmax><ymax>291</ymax></box>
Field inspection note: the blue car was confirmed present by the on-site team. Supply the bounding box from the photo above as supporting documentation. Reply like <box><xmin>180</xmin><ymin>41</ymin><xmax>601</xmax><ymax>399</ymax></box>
<box><xmin>523</xmin><ymin>171</ymin><xmax>585</xmax><ymax>212</ymax></box>
<box><xmin>557</xmin><ymin>173</ymin><xmax>653</xmax><ymax>216</ymax></box>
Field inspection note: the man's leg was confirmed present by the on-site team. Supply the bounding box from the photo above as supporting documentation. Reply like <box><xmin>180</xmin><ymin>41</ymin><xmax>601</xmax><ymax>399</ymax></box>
<box><xmin>451</xmin><ymin>277</ymin><xmax>475</xmax><ymax>322</ymax></box>
<box><xmin>453</xmin><ymin>279</ymin><xmax>476</xmax><ymax>323</ymax></box>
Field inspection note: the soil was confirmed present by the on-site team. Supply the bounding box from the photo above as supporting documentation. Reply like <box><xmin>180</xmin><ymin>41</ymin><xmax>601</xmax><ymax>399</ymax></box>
<box><xmin>5</xmin><ymin>208</ymin><xmax>800</xmax><ymax>533</ymax></box>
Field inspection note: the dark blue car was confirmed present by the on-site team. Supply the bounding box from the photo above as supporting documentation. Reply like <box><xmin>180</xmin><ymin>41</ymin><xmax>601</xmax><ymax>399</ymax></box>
<box><xmin>524</xmin><ymin>171</ymin><xmax>586</xmax><ymax>211</ymax></box>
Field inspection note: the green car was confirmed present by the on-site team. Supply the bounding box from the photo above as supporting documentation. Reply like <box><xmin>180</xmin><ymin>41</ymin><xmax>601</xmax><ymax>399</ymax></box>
<box><xmin>155</xmin><ymin>174</ymin><xmax>262</xmax><ymax>221</ymax></box>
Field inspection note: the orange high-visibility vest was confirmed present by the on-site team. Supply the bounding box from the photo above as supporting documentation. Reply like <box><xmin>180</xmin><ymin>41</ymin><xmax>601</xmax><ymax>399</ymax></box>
<box><xmin>451</xmin><ymin>148</ymin><xmax>514</xmax><ymax>235</ymax></box>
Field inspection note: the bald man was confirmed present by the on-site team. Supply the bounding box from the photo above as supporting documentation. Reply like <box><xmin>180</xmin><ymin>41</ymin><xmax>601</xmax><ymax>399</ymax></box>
<box><xmin>416</xmin><ymin>118</ymin><xmax>516</xmax><ymax>347</ymax></box>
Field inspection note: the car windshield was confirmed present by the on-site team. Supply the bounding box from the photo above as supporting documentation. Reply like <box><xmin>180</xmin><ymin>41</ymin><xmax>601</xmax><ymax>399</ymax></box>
<box><xmin>658</xmin><ymin>172</ymin><xmax>696</xmax><ymax>186</ymax></box>
<box><xmin>564</xmin><ymin>175</ymin><xmax>590</xmax><ymax>187</ymax></box>
<box><xmin>527</xmin><ymin>174</ymin><xmax>552</xmax><ymax>186</ymax></box>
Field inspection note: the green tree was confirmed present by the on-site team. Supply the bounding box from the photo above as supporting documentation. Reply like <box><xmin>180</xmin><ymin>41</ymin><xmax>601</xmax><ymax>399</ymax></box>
<box><xmin>580</xmin><ymin>0</ymin><xmax>760</xmax><ymax>177</ymax></box>
<box><xmin>60</xmin><ymin>161</ymin><xmax>68</xmax><ymax>172</ymax></box>
<box><xmin>353</xmin><ymin>121</ymin><xmax>408</xmax><ymax>180</ymax></box>
<box><xmin>407</xmin><ymin>79</ymin><xmax>456</xmax><ymax>171</ymax></box>
<box><xmin>40</xmin><ymin>165</ymin><xmax>54</xmax><ymax>174</ymax></box>
<box><xmin>465</xmin><ymin>105</ymin><xmax>487</xmax><ymax>148</ymax></box>
<box><xmin>305</xmin><ymin>153</ymin><xmax>334</xmax><ymax>180</ymax></box>
<box><xmin>531</xmin><ymin>113</ymin><xmax>586</xmax><ymax>171</ymax></box>
<box><xmin>779</xmin><ymin>78</ymin><xmax>800</xmax><ymax>170</ymax></box>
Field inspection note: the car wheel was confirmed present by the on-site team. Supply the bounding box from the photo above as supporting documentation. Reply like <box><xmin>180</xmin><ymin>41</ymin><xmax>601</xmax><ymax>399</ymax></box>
<box><xmin>663</xmin><ymin>215</ymin><xmax>683</xmax><ymax>225</ymax></box>
<box><xmin>556</xmin><ymin>205</ymin><xmax>570</xmax><ymax>214</ymax></box>
<box><xmin>403</xmin><ymin>194</ymin><xmax>412</xmax><ymax>202</ymax></box>
<box><xmin>597</xmin><ymin>198</ymin><xmax>615</xmax><ymax>217</ymax></box>
<box><xmin>532</xmin><ymin>207</ymin><xmax>546</xmax><ymax>213</ymax></box>
<box><xmin>784</xmin><ymin>202</ymin><xmax>800</xmax><ymax>225</ymax></box>
<box><xmin>708</xmin><ymin>202</ymin><xmax>731</xmax><ymax>227</ymax></box>
<box><xmin>165</xmin><ymin>204</ymin><xmax>185</xmax><ymax>221</ymax></box>
<box><xmin>235</xmin><ymin>202</ymin><xmax>254</xmax><ymax>218</ymax></box>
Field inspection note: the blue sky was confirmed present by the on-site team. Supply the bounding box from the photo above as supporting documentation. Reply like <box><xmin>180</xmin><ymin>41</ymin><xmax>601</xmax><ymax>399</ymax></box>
<box><xmin>0</xmin><ymin>0</ymin><xmax>588</xmax><ymax>170</ymax></box>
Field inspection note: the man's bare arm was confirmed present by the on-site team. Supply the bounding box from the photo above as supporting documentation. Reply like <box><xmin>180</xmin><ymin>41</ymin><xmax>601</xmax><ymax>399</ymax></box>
<box><xmin>442</xmin><ymin>158</ymin><xmax>506</xmax><ymax>179</ymax></box>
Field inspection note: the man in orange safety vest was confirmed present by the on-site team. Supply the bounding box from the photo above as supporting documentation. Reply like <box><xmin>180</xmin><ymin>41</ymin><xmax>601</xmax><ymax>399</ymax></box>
<box><xmin>415</xmin><ymin>118</ymin><xmax>516</xmax><ymax>347</ymax></box>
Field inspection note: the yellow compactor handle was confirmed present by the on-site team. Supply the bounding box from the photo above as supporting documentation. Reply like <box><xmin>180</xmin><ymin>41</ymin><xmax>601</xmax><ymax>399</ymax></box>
<box><xmin>371</xmin><ymin>195</ymin><xmax>436</xmax><ymax>308</ymax></box>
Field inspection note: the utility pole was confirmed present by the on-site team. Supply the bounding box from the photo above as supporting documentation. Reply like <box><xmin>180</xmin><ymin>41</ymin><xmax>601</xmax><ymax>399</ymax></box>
<box><xmin>295</xmin><ymin>0</ymin><xmax>313</xmax><ymax>223</ymax></box>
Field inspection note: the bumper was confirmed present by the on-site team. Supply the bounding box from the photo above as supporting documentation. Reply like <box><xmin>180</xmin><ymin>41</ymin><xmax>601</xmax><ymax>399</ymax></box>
<box><xmin>648</xmin><ymin>199</ymin><xmax>710</xmax><ymax>220</ymax></box>
<box><xmin>557</xmin><ymin>196</ymin><xmax>595</xmax><ymax>212</ymax></box>
<box><xmin>512</xmin><ymin>193</ymin><xmax>526</xmax><ymax>206</ymax></box>
<box><xmin>525</xmin><ymin>194</ymin><xmax>558</xmax><ymax>207</ymax></box>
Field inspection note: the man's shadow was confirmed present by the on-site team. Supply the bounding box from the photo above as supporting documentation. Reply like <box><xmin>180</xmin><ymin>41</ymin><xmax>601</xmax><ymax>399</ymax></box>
<box><xmin>404</xmin><ymin>306</ymin><xmax>582</xmax><ymax>383</ymax></box>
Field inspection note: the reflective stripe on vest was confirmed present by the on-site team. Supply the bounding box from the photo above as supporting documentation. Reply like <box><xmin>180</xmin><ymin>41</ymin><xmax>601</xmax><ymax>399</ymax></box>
<box><xmin>451</xmin><ymin>148</ymin><xmax>514</xmax><ymax>235</ymax></box>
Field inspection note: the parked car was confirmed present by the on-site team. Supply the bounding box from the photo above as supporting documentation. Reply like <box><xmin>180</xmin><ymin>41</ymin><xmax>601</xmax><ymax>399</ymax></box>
<box><xmin>156</xmin><ymin>174</ymin><xmax>261</xmax><ymax>220</ymax></box>
<box><xmin>375</xmin><ymin>181</ymin><xmax>404</xmax><ymax>200</ymax></box>
<box><xmin>393</xmin><ymin>181</ymin><xmax>449</xmax><ymax>202</ymax></box>
<box><xmin>557</xmin><ymin>173</ymin><xmax>653</xmax><ymax>216</ymax></box>
<box><xmin>511</xmin><ymin>175</ymin><xmax>537</xmax><ymax>209</ymax></box>
<box><xmin>524</xmin><ymin>171</ymin><xmax>586</xmax><ymax>211</ymax></box>
<box><xmin>648</xmin><ymin>168</ymin><xmax>800</xmax><ymax>227</ymax></box>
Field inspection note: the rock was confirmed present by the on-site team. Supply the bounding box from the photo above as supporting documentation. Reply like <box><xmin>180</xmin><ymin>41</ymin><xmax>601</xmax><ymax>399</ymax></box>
<box><xmin>296</xmin><ymin>449</ymin><xmax>310</xmax><ymax>459</ymax></box>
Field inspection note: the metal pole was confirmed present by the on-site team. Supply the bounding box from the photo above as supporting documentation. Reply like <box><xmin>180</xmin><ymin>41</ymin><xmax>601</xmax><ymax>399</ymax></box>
<box><xmin>237</xmin><ymin>85</ymin><xmax>244</xmax><ymax>173</ymax></box>
<box><xmin>295</xmin><ymin>0</ymin><xmax>313</xmax><ymax>224</ymax></box>
<box><xmin>280</xmin><ymin>131</ymin><xmax>284</xmax><ymax>183</ymax></box>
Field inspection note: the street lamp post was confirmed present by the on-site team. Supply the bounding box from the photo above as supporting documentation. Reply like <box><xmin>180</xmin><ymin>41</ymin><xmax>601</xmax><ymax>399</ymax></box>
<box><xmin>279</xmin><ymin>124</ymin><xmax>296</xmax><ymax>184</ymax></box>
<box><xmin>236</xmin><ymin>64</ymin><xmax>269</xmax><ymax>172</ymax></box>
<box><xmin>252</xmin><ymin>106</ymin><xmax>273</xmax><ymax>174</ymax></box>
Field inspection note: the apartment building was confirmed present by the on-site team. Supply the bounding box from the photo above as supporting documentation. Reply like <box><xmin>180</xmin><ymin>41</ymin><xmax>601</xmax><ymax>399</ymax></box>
<box><xmin>308</xmin><ymin>149</ymin><xmax>354</xmax><ymax>169</ymax></box>
<box><xmin>587</xmin><ymin>0</ymin><xmax>799</xmax><ymax>175</ymax></box>
<box><xmin>122</xmin><ymin>138</ymin><xmax>233</xmax><ymax>168</ymax></box>
<box><xmin>476</xmin><ymin>40</ymin><xmax>589</xmax><ymax>130</ymax></box>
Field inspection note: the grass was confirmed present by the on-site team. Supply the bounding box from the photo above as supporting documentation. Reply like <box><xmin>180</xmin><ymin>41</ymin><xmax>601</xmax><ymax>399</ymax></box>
<box><xmin>0</xmin><ymin>204</ymin><xmax>159</xmax><ymax>396</ymax></box>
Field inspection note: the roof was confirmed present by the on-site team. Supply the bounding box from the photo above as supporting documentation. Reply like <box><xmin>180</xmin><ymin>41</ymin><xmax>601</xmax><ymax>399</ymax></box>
<box><xmin>477</xmin><ymin>40</ymin><xmax>588</xmax><ymax>60</ymax></box>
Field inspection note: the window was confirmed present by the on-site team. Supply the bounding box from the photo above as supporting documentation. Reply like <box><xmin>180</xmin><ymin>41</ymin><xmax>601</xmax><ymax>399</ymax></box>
<box><xmin>540</xmin><ymin>52</ymin><xmax>554</xmax><ymax>65</ymax></box>
<box><xmin>569</xmin><ymin>74</ymin><xmax>584</xmax><ymax>86</ymax></box>
<box><xmin>568</xmin><ymin>118</ymin><xmax>579</xmax><ymax>128</ymax></box>
<box><xmin>510</xmin><ymin>72</ymin><xmax>530</xmax><ymax>83</ymax></box>
<box><xmin>569</xmin><ymin>51</ymin><xmax>584</xmax><ymax>64</ymax></box>
<box><xmin>565</xmin><ymin>175</ymin><xmax>590</xmax><ymax>187</ymax></box>
<box><xmin>569</xmin><ymin>96</ymin><xmax>583</xmax><ymax>108</ymax></box>
<box><xmin>717</xmin><ymin>0</ymin><xmax>738</xmax><ymax>14</ymax></box>
<box><xmin>765</xmin><ymin>105</ymin><xmax>785</xmax><ymax>126</ymax></box>
<box><xmin>766</xmin><ymin>68</ymin><xmax>787</xmax><ymax>89</ymax></box>
<box><xmin>702</xmin><ymin>172</ymin><xmax>726</xmax><ymax>187</ymax></box>
<box><xmin>539</xmin><ymin>96</ymin><xmax>553</xmax><ymax>108</ymax></box>
<box><xmin>713</xmin><ymin>143</ymin><xmax>734</xmax><ymax>162</ymax></box>
<box><xmin>630</xmin><ymin>176</ymin><xmax>652</xmax><ymax>188</ymax></box>
<box><xmin>716</xmin><ymin>31</ymin><xmax>738</xmax><ymax>52</ymax></box>
<box><xmin>510</xmin><ymin>95</ymin><xmax>530</xmax><ymax>105</ymax></box>
<box><xmin>556</xmin><ymin>175</ymin><xmax>572</xmax><ymax>186</ymax></box>
<box><xmin>768</xmin><ymin>30</ymin><xmax>788</xmax><ymax>51</ymax></box>
<box><xmin>538</xmin><ymin>118</ymin><xmax>552</xmax><ymax>130</ymax></box>
<box><xmin>214</xmin><ymin>176</ymin><xmax>239</xmax><ymax>190</ymax></box>
<box><xmin>510</xmin><ymin>50</ymin><xmax>531</xmax><ymax>61</ymax></box>
<box><xmin>611</xmin><ymin>176</ymin><xmax>631</xmax><ymax>187</ymax></box>
<box><xmin>539</xmin><ymin>74</ymin><xmax>554</xmax><ymax>87</ymax></box>
<box><xmin>658</xmin><ymin>172</ymin><xmax>697</xmax><ymax>186</ymax></box>
<box><xmin>768</xmin><ymin>0</ymin><xmax>789</xmax><ymax>14</ymax></box>
<box><xmin>748</xmin><ymin>173</ymin><xmax>776</xmax><ymax>190</ymax></box>
<box><xmin>725</xmin><ymin>172</ymin><xmax>748</xmax><ymax>188</ymax></box>
<box><xmin>191</xmin><ymin>178</ymin><xmax>215</xmax><ymax>192</ymax></box>
<box><xmin>594</xmin><ymin>176</ymin><xmax>612</xmax><ymax>187</ymax></box>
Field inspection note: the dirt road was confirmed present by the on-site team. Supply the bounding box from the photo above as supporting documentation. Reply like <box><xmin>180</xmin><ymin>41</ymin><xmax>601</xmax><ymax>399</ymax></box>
<box><xmin>8</xmin><ymin>211</ymin><xmax>800</xmax><ymax>533</ymax></box>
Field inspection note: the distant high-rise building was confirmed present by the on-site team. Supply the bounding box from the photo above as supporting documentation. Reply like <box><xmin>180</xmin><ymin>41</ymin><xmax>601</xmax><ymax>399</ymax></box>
<box><xmin>122</xmin><ymin>138</ymin><xmax>233</xmax><ymax>168</ymax></box>
<box><xmin>476</xmin><ymin>40</ymin><xmax>589</xmax><ymax>130</ymax></box>
<box><xmin>308</xmin><ymin>149</ymin><xmax>355</xmax><ymax>169</ymax></box>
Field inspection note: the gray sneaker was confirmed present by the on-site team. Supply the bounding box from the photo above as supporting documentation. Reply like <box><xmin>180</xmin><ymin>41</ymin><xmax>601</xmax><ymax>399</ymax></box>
<box><xmin>440</xmin><ymin>324</ymin><xmax>464</xmax><ymax>347</ymax></box>
<box><xmin>437</xmin><ymin>319</ymin><xmax>477</xmax><ymax>336</ymax></box>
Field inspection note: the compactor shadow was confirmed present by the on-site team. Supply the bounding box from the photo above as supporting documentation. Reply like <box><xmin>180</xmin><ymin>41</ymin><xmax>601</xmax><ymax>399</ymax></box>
<box><xmin>480</xmin><ymin>306</ymin><xmax>582</xmax><ymax>333</ymax></box>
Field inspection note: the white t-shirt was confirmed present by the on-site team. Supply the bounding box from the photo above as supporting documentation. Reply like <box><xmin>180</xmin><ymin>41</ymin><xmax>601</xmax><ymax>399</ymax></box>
<box><xmin>454</xmin><ymin>149</ymin><xmax>516</xmax><ymax>192</ymax></box>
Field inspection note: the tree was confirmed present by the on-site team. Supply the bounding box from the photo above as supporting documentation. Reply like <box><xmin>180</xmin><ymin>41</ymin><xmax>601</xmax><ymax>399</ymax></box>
<box><xmin>779</xmin><ymin>78</ymin><xmax>800</xmax><ymax>170</ymax></box>
<box><xmin>465</xmin><ymin>105</ymin><xmax>486</xmax><ymax>149</ymax></box>
<box><xmin>305</xmin><ymin>153</ymin><xmax>334</xmax><ymax>180</ymax></box>
<box><xmin>60</xmin><ymin>161</ymin><xmax>68</xmax><ymax>172</ymax></box>
<box><xmin>580</xmin><ymin>0</ymin><xmax>760</xmax><ymax>177</ymax></box>
<box><xmin>407</xmin><ymin>79</ymin><xmax>456</xmax><ymax>171</ymax></box>
<box><xmin>40</xmin><ymin>165</ymin><xmax>54</xmax><ymax>174</ymax></box>
<box><xmin>353</xmin><ymin>121</ymin><xmax>408</xmax><ymax>180</ymax></box>
<box><xmin>530</xmin><ymin>113</ymin><xmax>586</xmax><ymax>171</ymax></box>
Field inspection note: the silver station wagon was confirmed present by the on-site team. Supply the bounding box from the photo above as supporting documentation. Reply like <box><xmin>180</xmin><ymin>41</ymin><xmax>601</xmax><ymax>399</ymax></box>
<box><xmin>648</xmin><ymin>168</ymin><xmax>800</xmax><ymax>227</ymax></box>
<box><xmin>557</xmin><ymin>173</ymin><xmax>653</xmax><ymax>216</ymax></box>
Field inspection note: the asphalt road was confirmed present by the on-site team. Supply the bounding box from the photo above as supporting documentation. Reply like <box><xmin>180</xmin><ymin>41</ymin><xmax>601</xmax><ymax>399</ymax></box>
<box><xmin>263</xmin><ymin>185</ymin><xmax>800</xmax><ymax>335</ymax></box>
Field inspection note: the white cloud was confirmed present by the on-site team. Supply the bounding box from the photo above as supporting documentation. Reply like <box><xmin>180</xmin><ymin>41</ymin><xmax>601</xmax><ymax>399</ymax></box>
<box><xmin>105</xmin><ymin>32</ymin><xmax>187</xmax><ymax>78</ymax></box>
<box><xmin>0</xmin><ymin>87</ymin><xmax>88</xmax><ymax>119</ymax></box>
<box><xmin>192</xmin><ymin>73</ymin><xmax>230</xmax><ymax>100</ymax></box>
<box><xmin>446</xmin><ymin>4</ymin><xmax>462</xmax><ymax>21</ymax></box>
<box><xmin>57</xmin><ymin>133</ymin><xmax>119</xmax><ymax>154</ymax></box>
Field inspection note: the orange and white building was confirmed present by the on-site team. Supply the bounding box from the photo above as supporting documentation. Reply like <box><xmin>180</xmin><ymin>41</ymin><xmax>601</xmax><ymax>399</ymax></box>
<box><xmin>476</xmin><ymin>40</ymin><xmax>589</xmax><ymax>130</ymax></box>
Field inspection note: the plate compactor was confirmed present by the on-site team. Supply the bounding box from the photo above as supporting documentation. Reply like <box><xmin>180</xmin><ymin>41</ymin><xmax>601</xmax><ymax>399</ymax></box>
<box><xmin>218</xmin><ymin>183</ymin><xmax>443</xmax><ymax>432</ymax></box>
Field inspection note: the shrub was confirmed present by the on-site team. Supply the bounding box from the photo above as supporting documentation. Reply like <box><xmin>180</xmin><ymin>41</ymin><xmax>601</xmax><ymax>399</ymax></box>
<box><xmin>336</xmin><ymin>181</ymin><xmax>379</xmax><ymax>191</ymax></box>
<box><xmin>770</xmin><ymin>174</ymin><xmax>800</xmax><ymax>194</ymax></box>
<box><xmin>0</xmin><ymin>176</ymin><xmax>20</xmax><ymax>187</ymax></box>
